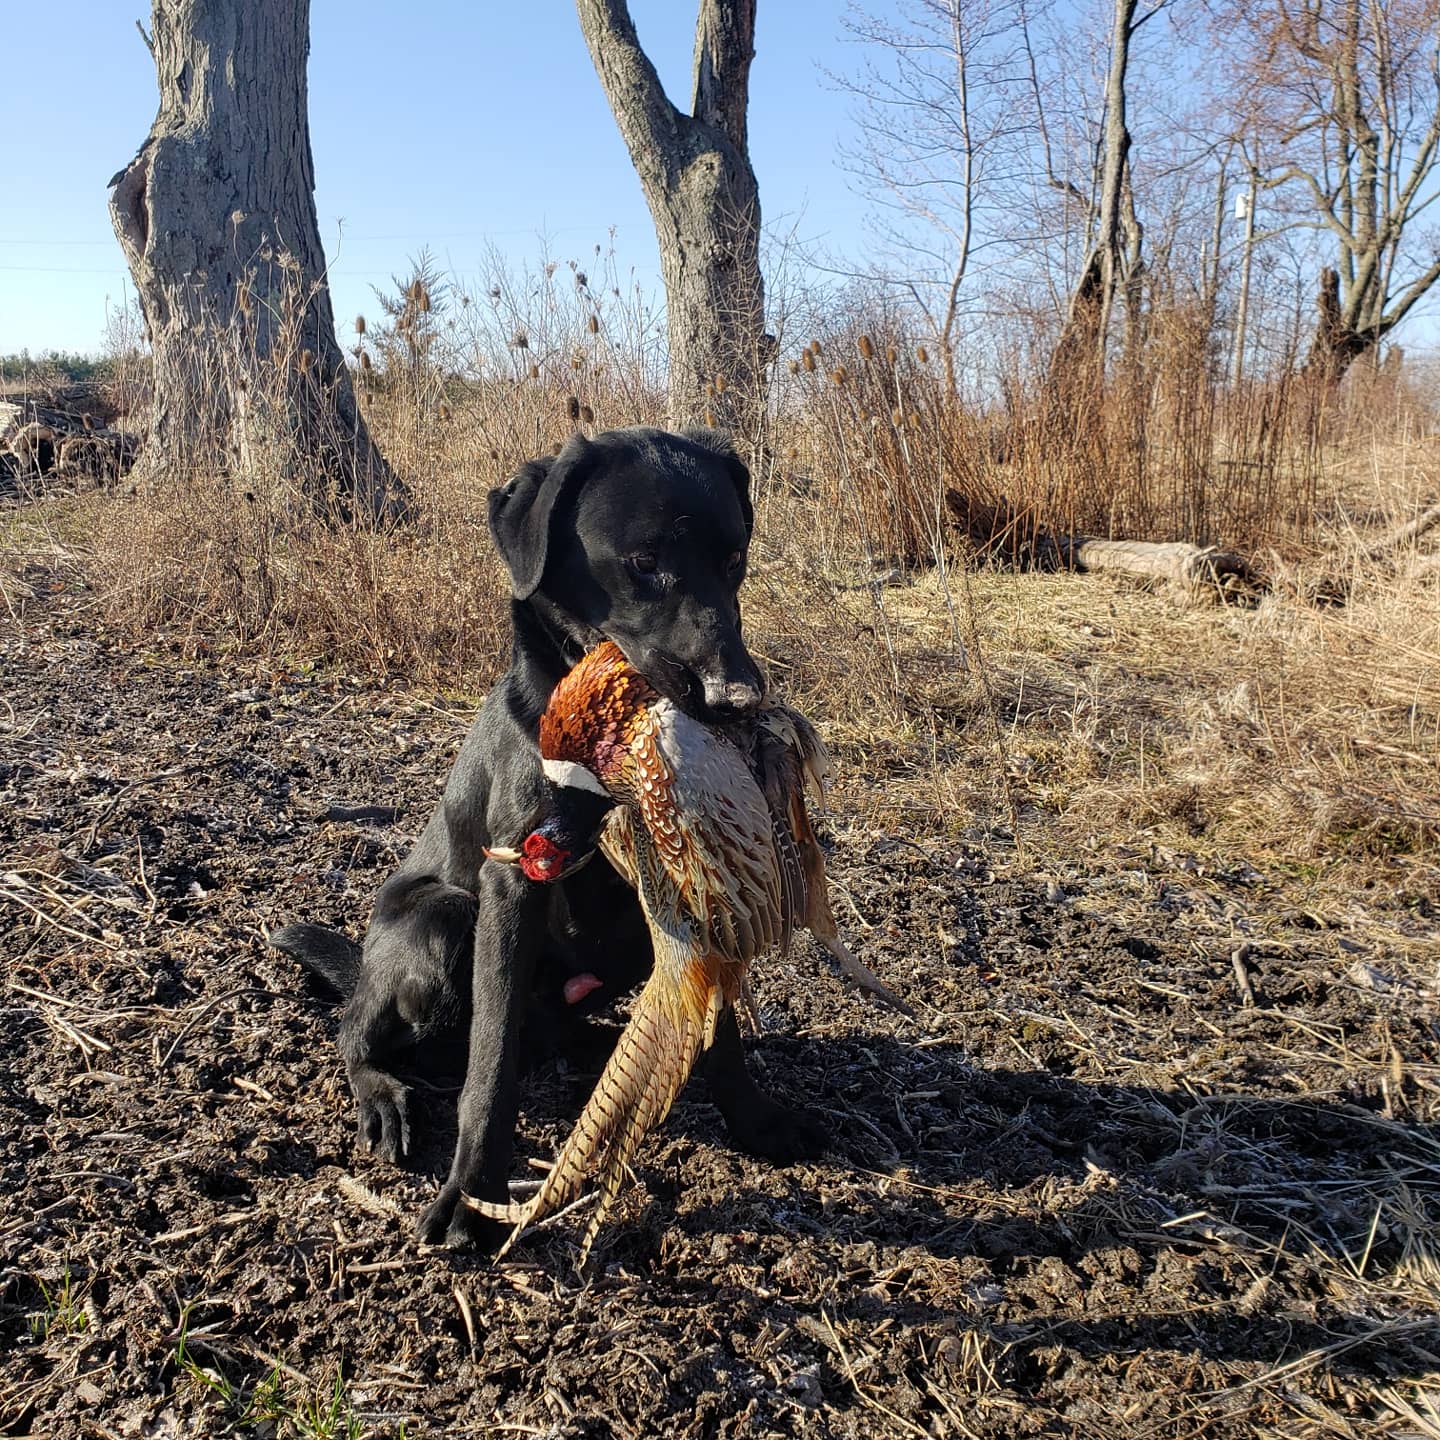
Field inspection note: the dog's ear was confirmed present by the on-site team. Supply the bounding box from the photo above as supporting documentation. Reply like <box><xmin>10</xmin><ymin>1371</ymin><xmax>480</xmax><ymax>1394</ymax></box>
<box><xmin>487</xmin><ymin>435</ymin><xmax>595</xmax><ymax>598</ymax></box>
<box><xmin>680</xmin><ymin>427</ymin><xmax>753</xmax><ymax>537</ymax></box>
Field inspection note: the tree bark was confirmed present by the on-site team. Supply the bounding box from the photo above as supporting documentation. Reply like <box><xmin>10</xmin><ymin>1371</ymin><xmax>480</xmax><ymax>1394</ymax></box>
<box><xmin>576</xmin><ymin>0</ymin><xmax>767</xmax><ymax>438</ymax></box>
<box><xmin>109</xmin><ymin>0</ymin><xmax>400</xmax><ymax>519</ymax></box>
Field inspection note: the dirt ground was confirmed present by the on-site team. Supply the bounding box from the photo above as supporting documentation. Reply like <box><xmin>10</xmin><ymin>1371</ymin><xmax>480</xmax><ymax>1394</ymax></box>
<box><xmin>3</xmin><ymin>577</ymin><xmax>1438</xmax><ymax>1439</ymax></box>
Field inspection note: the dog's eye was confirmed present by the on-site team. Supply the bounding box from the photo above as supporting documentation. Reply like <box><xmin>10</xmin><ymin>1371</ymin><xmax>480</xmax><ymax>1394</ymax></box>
<box><xmin>627</xmin><ymin>552</ymin><xmax>658</xmax><ymax>576</ymax></box>
<box><xmin>726</xmin><ymin>551</ymin><xmax>744</xmax><ymax>575</ymax></box>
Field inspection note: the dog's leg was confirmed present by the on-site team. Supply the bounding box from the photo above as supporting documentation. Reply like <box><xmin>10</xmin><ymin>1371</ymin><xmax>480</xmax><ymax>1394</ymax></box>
<box><xmin>704</xmin><ymin>1007</ymin><xmax>828</xmax><ymax>1162</ymax></box>
<box><xmin>338</xmin><ymin>875</ymin><xmax>476</xmax><ymax>1164</ymax></box>
<box><xmin>337</xmin><ymin>969</ymin><xmax>426</xmax><ymax>1164</ymax></box>
<box><xmin>417</xmin><ymin>862</ymin><xmax>548</xmax><ymax>1247</ymax></box>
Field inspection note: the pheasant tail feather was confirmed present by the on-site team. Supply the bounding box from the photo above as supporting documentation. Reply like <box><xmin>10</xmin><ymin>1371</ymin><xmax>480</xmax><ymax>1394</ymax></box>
<box><xmin>468</xmin><ymin>949</ymin><xmax>722</xmax><ymax>1262</ymax></box>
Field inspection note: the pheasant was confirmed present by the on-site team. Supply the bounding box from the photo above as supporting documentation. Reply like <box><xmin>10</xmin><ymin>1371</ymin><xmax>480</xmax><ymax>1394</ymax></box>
<box><xmin>474</xmin><ymin>641</ymin><xmax>903</xmax><ymax>1262</ymax></box>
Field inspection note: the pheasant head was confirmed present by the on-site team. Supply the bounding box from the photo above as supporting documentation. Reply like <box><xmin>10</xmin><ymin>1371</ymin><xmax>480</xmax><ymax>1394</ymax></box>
<box><xmin>485</xmin><ymin>642</ymin><xmax>658</xmax><ymax>883</ymax></box>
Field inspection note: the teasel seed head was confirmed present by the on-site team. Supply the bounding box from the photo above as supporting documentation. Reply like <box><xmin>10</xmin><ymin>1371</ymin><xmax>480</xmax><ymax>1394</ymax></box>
<box><xmin>917</xmin><ymin>345</ymin><xmax>929</xmax><ymax>364</ymax></box>
<box><xmin>297</xmin><ymin>348</ymin><xmax>315</xmax><ymax>373</ymax></box>
<box><xmin>355</xmin><ymin>314</ymin><xmax>366</xmax><ymax>335</ymax></box>
<box><xmin>857</xmin><ymin>334</ymin><xmax>874</xmax><ymax>360</ymax></box>
<box><xmin>588</xmin><ymin>315</ymin><xmax>599</xmax><ymax>334</ymax></box>
<box><xmin>580</xmin><ymin>404</ymin><xmax>595</xmax><ymax>425</ymax></box>
<box><xmin>831</xmin><ymin>366</ymin><xmax>847</xmax><ymax>385</ymax></box>
<box><xmin>801</xmin><ymin>349</ymin><xmax>816</xmax><ymax>373</ymax></box>
<box><xmin>885</xmin><ymin>344</ymin><xmax>897</xmax><ymax>365</ymax></box>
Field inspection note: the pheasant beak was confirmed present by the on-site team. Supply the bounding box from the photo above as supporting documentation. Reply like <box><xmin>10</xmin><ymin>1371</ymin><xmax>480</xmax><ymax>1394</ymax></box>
<box><xmin>482</xmin><ymin>845</ymin><xmax>524</xmax><ymax>865</ymax></box>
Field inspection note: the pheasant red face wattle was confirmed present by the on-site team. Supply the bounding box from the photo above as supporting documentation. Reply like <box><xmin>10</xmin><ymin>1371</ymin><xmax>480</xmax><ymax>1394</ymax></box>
<box><xmin>482</xmin><ymin>831</ymin><xmax>573</xmax><ymax>882</ymax></box>
<box><xmin>519</xmin><ymin>831</ymin><xmax>569</xmax><ymax>881</ymax></box>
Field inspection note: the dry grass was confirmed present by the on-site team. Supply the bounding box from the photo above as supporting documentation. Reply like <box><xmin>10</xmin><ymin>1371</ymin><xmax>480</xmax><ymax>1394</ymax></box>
<box><xmin>772</xmin><ymin>309</ymin><xmax>1337</xmax><ymax>573</ymax></box>
<box><xmin>4</xmin><ymin>257</ymin><xmax>1437</xmax><ymax>920</ymax></box>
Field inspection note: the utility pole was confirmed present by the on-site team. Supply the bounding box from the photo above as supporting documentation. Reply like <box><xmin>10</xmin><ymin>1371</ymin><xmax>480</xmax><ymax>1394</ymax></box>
<box><xmin>1231</xmin><ymin>166</ymin><xmax>1258</xmax><ymax>386</ymax></box>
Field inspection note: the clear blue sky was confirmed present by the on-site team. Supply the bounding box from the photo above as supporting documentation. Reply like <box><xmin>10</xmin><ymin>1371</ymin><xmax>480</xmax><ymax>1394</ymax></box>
<box><xmin>1</xmin><ymin>2</ymin><xmax>877</xmax><ymax>356</ymax></box>
<box><xmin>7</xmin><ymin>4</ymin><xmax>1435</xmax><ymax>361</ymax></box>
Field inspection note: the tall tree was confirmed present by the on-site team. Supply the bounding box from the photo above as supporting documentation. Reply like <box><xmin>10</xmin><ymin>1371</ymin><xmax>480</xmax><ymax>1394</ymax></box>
<box><xmin>576</xmin><ymin>0</ymin><xmax>766</xmax><ymax>437</ymax></box>
<box><xmin>110</xmin><ymin>0</ymin><xmax>399</xmax><ymax>517</ymax></box>
<box><xmin>1051</xmin><ymin>0</ymin><xmax>1150</xmax><ymax>379</ymax></box>
<box><xmin>1229</xmin><ymin>0</ymin><xmax>1440</xmax><ymax>378</ymax></box>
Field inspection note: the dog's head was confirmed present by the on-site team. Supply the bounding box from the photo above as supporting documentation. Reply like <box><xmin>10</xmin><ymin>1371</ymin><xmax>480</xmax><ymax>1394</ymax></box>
<box><xmin>488</xmin><ymin>427</ymin><xmax>763</xmax><ymax>721</ymax></box>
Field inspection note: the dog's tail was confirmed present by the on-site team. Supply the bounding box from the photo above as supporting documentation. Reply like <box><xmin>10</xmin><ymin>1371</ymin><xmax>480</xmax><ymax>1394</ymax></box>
<box><xmin>268</xmin><ymin>923</ymin><xmax>362</xmax><ymax>1000</ymax></box>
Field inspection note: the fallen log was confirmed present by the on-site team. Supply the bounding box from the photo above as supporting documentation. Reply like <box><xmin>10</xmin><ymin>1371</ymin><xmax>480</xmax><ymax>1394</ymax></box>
<box><xmin>1363</xmin><ymin>501</ymin><xmax>1440</xmax><ymax>562</ymax></box>
<box><xmin>1043</xmin><ymin>536</ymin><xmax>1262</xmax><ymax>601</ymax></box>
<box><xmin>2</xmin><ymin>393</ymin><xmax>139</xmax><ymax>486</ymax></box>
<box><xmin>0</xmin><ymin>381</ymin><xmax>123</xmax><ymax>431</ymax></box>
<box><xmin>56</xmin><ymin>433</ymin><xmax>138</xmax><ymax>485</ymax></box>
<box><xmin>943</xmin><ymin>489</ymin><xmax>1266</xmax><ymax>603</ymax></box>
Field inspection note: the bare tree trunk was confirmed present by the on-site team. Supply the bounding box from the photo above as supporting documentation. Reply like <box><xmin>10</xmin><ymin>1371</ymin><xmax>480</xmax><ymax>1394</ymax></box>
<box><xmin>1203</xmin><ymin>155</ymin><xmax>1228</xmax><ymax>330</ymax></box>
<box><xmin>576</xmin><ymin>0</ymin><xmax>766</xmax><ymax>438</ymax></box>
<box><xmin>109</xmin><ymin>0</ymin><xmax>400</xmax><ymax>519</ymax></box>
<box><xmin>1304</xmin><ymin>262</ymin><xmax>1401</xmax><ymax>380</ymax></box>
<box><xmin>1051</xmin><ymin>0</ymin><xmax>1141</xmax><ymax>382</ymax></box>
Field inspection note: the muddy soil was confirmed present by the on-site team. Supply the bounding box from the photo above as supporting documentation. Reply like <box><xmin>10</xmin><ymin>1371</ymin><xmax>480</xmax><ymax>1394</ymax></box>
<box><xmin>3</xmin><ymin>585</ymin><xmax>1437</xmax><ymax>1438</ymax></box>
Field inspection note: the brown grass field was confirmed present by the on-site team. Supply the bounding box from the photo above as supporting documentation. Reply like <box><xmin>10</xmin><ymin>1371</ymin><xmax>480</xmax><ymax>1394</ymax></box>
<box><xmin>2</xmin><ymin>294</ymin><xmax>1438</xmax><ymax>1436</ymax></box>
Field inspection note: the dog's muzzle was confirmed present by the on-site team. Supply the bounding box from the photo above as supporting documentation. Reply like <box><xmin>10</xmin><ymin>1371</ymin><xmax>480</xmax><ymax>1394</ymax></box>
<box><xmin>702</xmin><ymin>677</ymin><xmax>763</xmax><ymax>715</ymax></box>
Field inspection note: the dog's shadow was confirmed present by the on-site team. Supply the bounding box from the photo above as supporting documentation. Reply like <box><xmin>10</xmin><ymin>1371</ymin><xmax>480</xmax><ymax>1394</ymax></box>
<box><xmin>404</xmin><ymin>1026</ymin><xmax>1437</xmax><ymax>1387</ymax></box>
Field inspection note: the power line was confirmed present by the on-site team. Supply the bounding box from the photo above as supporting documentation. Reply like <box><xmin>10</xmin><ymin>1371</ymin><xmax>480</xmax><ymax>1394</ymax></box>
<box><xmin>0</xmin><ymin>265</ymin><xmax>130</xmax><ymax>275</ymax></box>
<box><xmin>0</xmin><ymin>223</ymin><xmax>632</xmax><ymax>248</ymax></box>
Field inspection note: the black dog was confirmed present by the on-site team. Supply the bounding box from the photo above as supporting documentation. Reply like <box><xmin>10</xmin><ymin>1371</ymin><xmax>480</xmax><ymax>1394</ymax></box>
<box><xmin>272</xmin><ymin>427</ymin><xmax>826</xmax><ymax>1246</ymax></box>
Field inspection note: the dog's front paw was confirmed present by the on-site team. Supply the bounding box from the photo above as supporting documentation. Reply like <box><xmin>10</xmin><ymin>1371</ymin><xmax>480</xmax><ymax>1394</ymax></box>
<box><xmin>352</xmin><ymin>1069</ymin><xmax>412</xmax><ymax>1164</ymax></box>
<box><xmin>417</xmin><ymin>1182</ymin><xmax>511</xmax><ymax>1250</ymax></box>
<box><xmin>725</xmin><ymin>1097</ymin><xmax>829</xmax><ymax>1165</ymax></box>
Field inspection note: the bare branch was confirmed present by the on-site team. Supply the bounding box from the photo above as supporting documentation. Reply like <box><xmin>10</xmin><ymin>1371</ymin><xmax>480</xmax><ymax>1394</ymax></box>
<box><xmin>575</xmin><ymin>0</ymin><xmax>682</xmax><ymax>188</ymax></box>
<box><xmin>692</xmin><ymin>0</ymin><xmax>756</xmax><ymax>151</ymax></box>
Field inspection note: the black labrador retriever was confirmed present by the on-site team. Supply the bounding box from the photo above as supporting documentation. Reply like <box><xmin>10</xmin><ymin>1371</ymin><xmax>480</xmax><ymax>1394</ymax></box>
<box><xmin>272</xmin><ymin>426</ymin><xmax>826</xmax><ymax>1247</ymax></box>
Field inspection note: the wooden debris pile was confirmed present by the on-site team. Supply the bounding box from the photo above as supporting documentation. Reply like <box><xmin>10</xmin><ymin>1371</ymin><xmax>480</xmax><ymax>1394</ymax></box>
<box><xmin>0</xmin><ymin>383</ymin><xmax>140</xmax><ymax>489</ymax></box>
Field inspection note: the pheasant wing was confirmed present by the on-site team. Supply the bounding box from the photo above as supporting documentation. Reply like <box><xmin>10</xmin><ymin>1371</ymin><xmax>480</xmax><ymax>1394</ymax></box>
<box><xmin>628</xmin><ymin>699</ymin><xmax>784</xmax><ymax>965</ymax></box>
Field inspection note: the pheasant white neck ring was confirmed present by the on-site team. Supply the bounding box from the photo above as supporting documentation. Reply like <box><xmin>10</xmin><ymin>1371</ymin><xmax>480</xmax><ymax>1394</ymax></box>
<box><xmin>542</xmin><ymin>757</ymin><xmax>609</xmax><ymax>797</ymax></box>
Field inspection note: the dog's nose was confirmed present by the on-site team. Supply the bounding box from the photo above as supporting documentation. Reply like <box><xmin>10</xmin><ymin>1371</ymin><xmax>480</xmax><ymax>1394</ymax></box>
<box><xmin>702</xmin><ymin>676</ymin><xmax>763</xmax><ymax>715</ymax></box>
